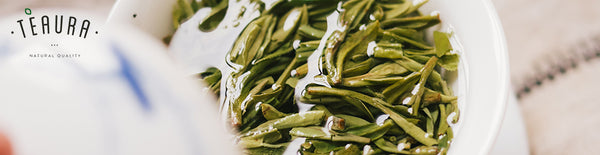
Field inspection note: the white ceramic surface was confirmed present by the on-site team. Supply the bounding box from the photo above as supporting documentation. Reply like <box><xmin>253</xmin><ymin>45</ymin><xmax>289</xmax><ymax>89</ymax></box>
<box><xmin>490</xmin><ymin>93</ymin><xmax>529</xmax><ymax>155</ymax></box>
<box><xmin>420</xmin><ymin>1</ymin><xmax>510</xmax><ymax>154</ymax></box>
<box><xmin>108</xmin><ymin>0</ymin><xmax>178</xmax><ymax>40</ymax></box>
<box><xmin>110</xmin><ymin>0</ymin><xmax>510</xmax><ymax>154</ymax></box>
<box><xmin>0</xmin><ymin>9</ymin><xmax>238</xmax><ymax>155</ymax></box>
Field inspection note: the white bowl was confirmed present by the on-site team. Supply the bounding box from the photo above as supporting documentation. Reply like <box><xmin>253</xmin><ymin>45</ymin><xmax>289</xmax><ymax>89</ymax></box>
<box><xmin>109</xmin><ymin>0</ymin><xmax>510</xmax><ymax>154</ymax></box>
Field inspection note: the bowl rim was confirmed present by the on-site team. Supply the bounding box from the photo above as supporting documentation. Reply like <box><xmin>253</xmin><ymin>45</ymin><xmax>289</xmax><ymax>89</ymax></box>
<box><xmin>479</xmin><ymin>0</ymin><xmax>510</xmax><ymax>153</ymax></box>
<box><xmin>421</xmin><ymin>0</ymin><xmax>511</xmax><ymax>154</ymax></box>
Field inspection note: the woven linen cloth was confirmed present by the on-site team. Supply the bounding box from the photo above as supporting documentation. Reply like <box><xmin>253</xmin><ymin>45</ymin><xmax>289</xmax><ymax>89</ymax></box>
<box><xmin>494</xmin><ymin>0</ymin><xmax>600</xmax><ymax>154</ymax></box>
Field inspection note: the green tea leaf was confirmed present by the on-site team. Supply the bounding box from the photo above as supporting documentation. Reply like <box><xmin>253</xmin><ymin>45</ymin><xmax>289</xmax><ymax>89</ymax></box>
<box><xmin>434</xmin><ymin>31</ymin><xmax>452</xmax><ymax>57</ymax></box>
<box><xmin>438</xmin><ymin>54</ymin><xmax>459</xmax><ymax>71</ymax></box>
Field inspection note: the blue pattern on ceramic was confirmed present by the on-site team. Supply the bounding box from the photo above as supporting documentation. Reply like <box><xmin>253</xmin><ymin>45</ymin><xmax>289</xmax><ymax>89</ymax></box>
<box><xmin>112</xmin><ymin>44</ymin><xmax>151</xmax><ymax>111</ymax></box>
